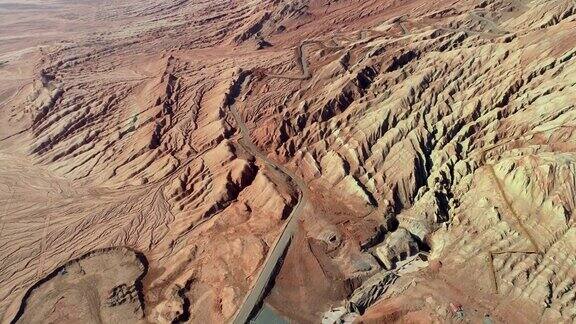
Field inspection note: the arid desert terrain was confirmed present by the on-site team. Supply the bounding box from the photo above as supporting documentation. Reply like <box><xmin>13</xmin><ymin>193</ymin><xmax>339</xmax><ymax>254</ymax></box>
<box><xmin>0</xmin><ymin>0</ymin><xmax>575</xmax><ymax>323</ymax></box>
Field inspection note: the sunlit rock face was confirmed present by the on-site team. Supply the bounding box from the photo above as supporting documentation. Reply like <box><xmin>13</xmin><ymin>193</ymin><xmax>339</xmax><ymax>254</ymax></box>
<box><xmin>0</xmin><ymin>0</ymin><xmax>575</xmax><ymax>323</ymax></box>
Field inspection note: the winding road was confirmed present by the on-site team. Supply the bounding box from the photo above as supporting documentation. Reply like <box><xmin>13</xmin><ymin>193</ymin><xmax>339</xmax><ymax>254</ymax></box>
<box><xmin>265</xmin><ymin>24</ymin><xmax>410</xmax><ymax>81</ymax></box>
<box><xmin>265</xmin><ymin>39</ymin><xmax>343</xmax><ymax>80</ymax></box>
<box><xmin>227</xmin><ymin>73</ymin><xmax>309</xmax><ymax>324</ymax></box>
<box><xmin>229</xmin><ymin>23</ymin><xmax>416</xmax><ymax>322</ymax></box>
<box><xmin>231</xmin><ymin>27</ymin><xmax>397</xmax><ymax>323</ymax></box>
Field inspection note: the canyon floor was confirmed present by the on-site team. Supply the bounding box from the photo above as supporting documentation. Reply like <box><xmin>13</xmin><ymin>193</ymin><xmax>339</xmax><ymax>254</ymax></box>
<box><xmin>0</xmin><ymin>0</ymin><xmax>575</xmax><ymax>323</ymax></box>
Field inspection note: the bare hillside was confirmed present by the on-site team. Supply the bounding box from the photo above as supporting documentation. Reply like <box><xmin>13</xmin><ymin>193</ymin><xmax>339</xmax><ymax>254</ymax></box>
<box><xmin>0</xmin><ymin>0</ymin><xmax>575</xmax><ymax>323</ymax></box>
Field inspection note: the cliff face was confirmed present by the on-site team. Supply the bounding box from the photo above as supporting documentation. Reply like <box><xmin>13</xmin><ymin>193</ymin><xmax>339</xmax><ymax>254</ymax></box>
<box><xmin>0</xmin><ymin>0</ymin><xmax>575</xmax><ymax>323</ymax></box>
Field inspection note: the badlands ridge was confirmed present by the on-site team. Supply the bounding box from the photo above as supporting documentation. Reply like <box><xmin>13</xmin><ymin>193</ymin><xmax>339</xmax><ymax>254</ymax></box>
<box><xmin>0</xmin><ymin>0</ymin><xmax>575</xmax><ymax>323</ymax></box>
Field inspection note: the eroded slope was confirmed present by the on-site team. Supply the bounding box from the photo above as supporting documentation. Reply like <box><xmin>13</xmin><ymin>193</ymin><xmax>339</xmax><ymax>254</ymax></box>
<box><xmin>0</xmin><ymin>0</ymin><xmax>575</xmax><ymax>323</ymax></box>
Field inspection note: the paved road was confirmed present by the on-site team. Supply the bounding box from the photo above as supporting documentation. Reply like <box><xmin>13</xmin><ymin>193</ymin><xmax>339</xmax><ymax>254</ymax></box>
<box><xmin>231</xmin><ymin>26</ymin><xmax>412</xmax><ymax>322</ymax></box>
<box><xmin>231</xmin><ymin>30</ymin><xmax>385</xmax><ymax>323</ymax></box>
<box><xmin>266</xmin><ymin>39</ymin><xmax>343</xmax><ymax>80</ymax></box>
<box><xmin>228</xmin><ymin>76</ymin><xmax>309</xmax><ymax>324</ymax></box>
<box><xmin>266</xmin><ymin>29</ymin><xmax>400</xmax><ymax>81</ymax></box>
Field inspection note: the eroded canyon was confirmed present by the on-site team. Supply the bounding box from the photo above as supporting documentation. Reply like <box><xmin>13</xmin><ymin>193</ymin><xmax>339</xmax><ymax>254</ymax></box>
<box><xmin>0</xmin><ymin>0</ymin><xmax>575</xmax><ymax>323</ymax></box>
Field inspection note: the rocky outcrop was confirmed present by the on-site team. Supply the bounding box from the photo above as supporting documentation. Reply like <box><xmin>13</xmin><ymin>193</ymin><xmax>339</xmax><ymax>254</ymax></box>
<box><xmin>348</xmin><ymin>271</ymin><xmax>398</xmax><ymax>314</ymax></box>
<box><xmin>11</xmin><ymin>248</ymin><xmax>147</xmax><ymax>324</ymax></box>
<box><xmin>373</xmin><ymin>227</ymin><xmax>419</xmax><ymax>270</ymax></box>
<box><xmin>1</xmin><ymin>0</ymin><xmax>575</xmax><ymax>323</ymax></box>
